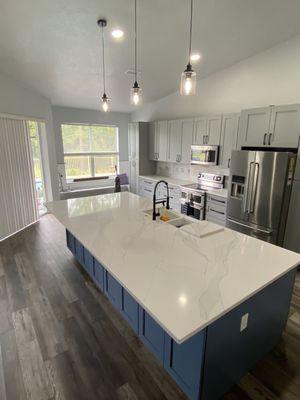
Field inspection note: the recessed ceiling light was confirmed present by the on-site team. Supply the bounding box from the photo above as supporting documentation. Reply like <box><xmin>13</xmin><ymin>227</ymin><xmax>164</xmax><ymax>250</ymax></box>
<box><xmin>111</xmin><ymin>29</ymin><xmax>124</xmax><ymax>39</ymax></box>
<box><xmin>190</xmin><ymin>53</ymin><xmax>201</xmax><ymax>62</ymax></box>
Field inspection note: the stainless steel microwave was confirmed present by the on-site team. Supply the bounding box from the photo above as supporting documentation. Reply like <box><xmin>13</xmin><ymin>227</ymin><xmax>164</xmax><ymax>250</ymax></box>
<box><xmin>190</xmin><ymin>145</ymin><xmax>219</xmax><ymax>166</ymax></box>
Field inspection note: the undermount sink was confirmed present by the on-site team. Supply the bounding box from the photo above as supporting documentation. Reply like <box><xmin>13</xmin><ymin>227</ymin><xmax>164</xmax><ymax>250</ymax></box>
<box><xmin>143</xmin><ymin>207</ymin><xmax>194</xmax><ymax>228</ymax></box>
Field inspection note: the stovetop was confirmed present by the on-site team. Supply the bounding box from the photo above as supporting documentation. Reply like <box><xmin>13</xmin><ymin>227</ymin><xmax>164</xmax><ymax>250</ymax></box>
<box><xmin>181</xmin><ymin>173</ymin><xmax>225</xmax><ymax>193</ymax></box>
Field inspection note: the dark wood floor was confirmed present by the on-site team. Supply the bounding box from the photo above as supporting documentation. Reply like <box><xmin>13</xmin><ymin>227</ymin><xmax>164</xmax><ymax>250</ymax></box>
<box><xmin>0</xmin><ymin>214</ymin><xmax>299</xmax><ymax>400</ymax></box>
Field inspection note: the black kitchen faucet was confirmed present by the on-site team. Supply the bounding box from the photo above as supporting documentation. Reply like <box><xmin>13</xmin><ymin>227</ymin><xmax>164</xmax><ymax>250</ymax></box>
<box><xmin>152</xmin><ymin>180</ymin><xmax>170</xmax><ymax>220</ymax></box>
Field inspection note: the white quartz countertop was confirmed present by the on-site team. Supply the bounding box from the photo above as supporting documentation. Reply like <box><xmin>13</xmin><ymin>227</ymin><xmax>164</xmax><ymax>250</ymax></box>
<box><xmin>46</xmin><ymin>192</ymin><xmax>300</xmax><ymax>343</ymax></box>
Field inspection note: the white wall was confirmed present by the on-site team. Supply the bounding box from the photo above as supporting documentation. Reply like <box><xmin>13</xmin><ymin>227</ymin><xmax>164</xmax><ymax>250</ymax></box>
<box><xmin>132</xmin><ymin>34</ymin><xmax>300</xmax><ymax>122</ymax></box>
<box><xmin>52</xmin><ymin>106</ymin><xmax>130</xmax><ymax>165</ymax></box>
<box><xmin>0</xmin><ymin>72</ymin><xmax>59</xmax><ymax>200</ymax></box>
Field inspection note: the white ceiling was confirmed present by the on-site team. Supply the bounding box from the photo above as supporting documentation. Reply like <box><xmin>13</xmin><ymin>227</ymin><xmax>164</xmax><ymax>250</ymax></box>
<box><xmin>1</xmin><ymin>0</ymin><xmax>300</xmax><ymax>112</ymax></box>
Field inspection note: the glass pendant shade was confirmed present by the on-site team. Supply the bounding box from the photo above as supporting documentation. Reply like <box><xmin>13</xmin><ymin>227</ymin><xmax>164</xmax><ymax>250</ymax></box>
<box><xmin>180</xmin><ymin>64</ymin><xmax>196</xmax><ymax>96</ymax></box>
<box><xmin>130</xmin><ymin>82</ymin><xmax>142</xmax><ymax>105</ymax></box>
<box><xmin>101</xmin><ymin>93</ymin><xmax>110</xmax><ymax>112</ymax></box>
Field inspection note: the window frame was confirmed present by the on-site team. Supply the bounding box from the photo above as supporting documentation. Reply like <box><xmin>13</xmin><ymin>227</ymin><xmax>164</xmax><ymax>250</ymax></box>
<box><xmin>61</xmin><ymin>123</ymin><xmax>120</xmax><ymax>182</ymax></box>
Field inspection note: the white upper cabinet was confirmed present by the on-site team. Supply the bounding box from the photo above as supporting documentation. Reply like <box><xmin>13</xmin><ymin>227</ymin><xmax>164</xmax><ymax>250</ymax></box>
<box><xmin>193</xmin><ymin>117</ymin><xmax>207</xmax><ymax>145</ymax></box>
<box><xmin>148</xmin><ymin>121</ymin><xmax>156</xmax><ymax>160</ymax></box>
<box><xmin>238</xmin><ymin>106</ymin><xmax>271</xmax><ymax>147</ymax></box>
<box><xmin>128</xmin><ymin>122</ymin><xmax>139</xmax><ymax>160</ymax></box>
<box><xmin>238</xmin><ymin>104</ymin><xmax>300</xmax><ymax>148</ymax></box>
<box><xmin>206</xmin><ymin>115</ymin><xmax>222</xmax><ymax>145</ymax></box>
<box><xmin>181</xmin><ymin>119</ymin><xmax>194</xmax><ymax>164</ymax></box>
<box><xmin>219</xmin><ymin>114</ymin><xmax>240</xmax><ymax>168</ymax></box>
<box><xmin>157</xmin><ymin>120</ymin><xmax>168</xmax><ymax>161</ymax></box>
<box><xmin>269</xmin><ymin>104</ymin><xmax>300</xmax><ymax>148</ymax></box>
<box><xmin>167</xmin><ymin>120</ymin><xmax>182</xmax><ymax>163</ymax></box>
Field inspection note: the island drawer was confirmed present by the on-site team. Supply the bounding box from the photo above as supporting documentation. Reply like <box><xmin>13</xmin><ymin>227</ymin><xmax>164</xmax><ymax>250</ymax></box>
<box><xmin>120</xmin><ymin>288</ymin><xmax>139</xmax><ymax>333</ymax></box>
<box><xmin>104</xmin><ymin>271</ymin><xmax>122</xmax><ymax>309</ymax></box>
<box><xmin>94</xmin><ymin>260</ymin><xmax>105</xmax><ymax>292</ymax></box>
<box><xmin>164</xmin><ymin>330</ymin><xmax>206</xmax><ymax>400</ymax></box>
<box><xmin>138</xmin><ymin>309</ymin><xmax>165</xmax><ymax>363</ymax></box>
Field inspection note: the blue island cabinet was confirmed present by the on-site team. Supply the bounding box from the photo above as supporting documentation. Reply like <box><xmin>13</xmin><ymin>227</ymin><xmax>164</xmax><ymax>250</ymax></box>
<box><xmin>138</xmin><ymin>308</ymin><xmax>165</xmax><ymax>363</ymax></box>
<box><xmin>120</xmin><ymin>288</ymin><xmax>139</xmax><ymax>333</ymax></box>
<box><xmin>66</xmin><ymin>230</ymin><xmax>75</xmax><ymax>254</ymax></box>
<box><xmin>94</xmin><ymin>259</ymin><xmax>105</xmax><ymax>292</ymax></box>
<box><xmin>74</xmin><ymin>238</ymin><xmax>84</xmax><ymax>265</ymax></box>
<box><xmin>83</xmin><ymin>248</ymin><xmax>94</xmax><ymax>277</ymax></box>
<box><xmin>164</xmin><ymin>330</ymin><xmax>206</xmax><ymax>400</ymax></box>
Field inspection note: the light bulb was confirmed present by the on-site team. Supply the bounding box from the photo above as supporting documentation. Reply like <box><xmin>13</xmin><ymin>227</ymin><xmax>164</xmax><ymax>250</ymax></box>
<box><xmin>133</xmin><ymin>92</ymin><xmax>140</xmax><ymax>105</ymax></box>
<box><xmin>102</xmin><ymin>101</ymin><xmax>108</xmax><ymax>112</ymax></box>
<box><xmin>184</xmin><ymin>77</ymin><xmax>192</xmax><ymax>95</ymax></box>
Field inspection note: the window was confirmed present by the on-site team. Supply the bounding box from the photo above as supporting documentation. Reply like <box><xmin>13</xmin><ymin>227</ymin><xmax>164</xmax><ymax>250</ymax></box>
<box><xmin>61</xmin><ymin>124</ymin><xmax>119</xmax><ymax>180</ymax></box>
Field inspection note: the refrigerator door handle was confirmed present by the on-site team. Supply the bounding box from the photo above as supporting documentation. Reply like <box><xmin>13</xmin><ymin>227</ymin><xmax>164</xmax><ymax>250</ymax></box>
<box><xmin>250</xmin><ymin>162</ymin><xmax>259</xmax><ymax>214</ymax></box>
<box><xmin>227</xmin><ymin>218</ymin><xmax>273</xmax><ymax>235</ymax></box>
<box><xmin>244</xmin><ymin>162</ymin><xmax>255</xmax><ymax>214</ymax></box>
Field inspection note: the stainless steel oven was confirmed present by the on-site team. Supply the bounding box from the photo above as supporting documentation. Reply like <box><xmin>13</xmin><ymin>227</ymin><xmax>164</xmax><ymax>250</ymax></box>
<box><xmin>191</xmin><ymin>145</ymin><xmax>219</xmax><ymax>166</ymax></box>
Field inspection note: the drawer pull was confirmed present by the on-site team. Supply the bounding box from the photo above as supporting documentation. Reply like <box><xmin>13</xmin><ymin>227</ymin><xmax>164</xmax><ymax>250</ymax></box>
<box><xmin>210</xmin><ymin>208</ymin><xmax>225</xmax><ymax>216</ymax></box>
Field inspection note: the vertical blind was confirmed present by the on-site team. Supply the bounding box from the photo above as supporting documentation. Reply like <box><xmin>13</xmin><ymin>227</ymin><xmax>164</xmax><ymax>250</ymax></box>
<box><xmin>0</xmin><ymin>116</ymin><xmax>38</xmax><ymax>240</ymax></box>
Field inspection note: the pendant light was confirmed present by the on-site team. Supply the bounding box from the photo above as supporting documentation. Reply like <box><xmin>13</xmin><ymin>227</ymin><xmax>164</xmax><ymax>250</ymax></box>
<box><xmin>130</xmin><ymin>0</ymin><xmax>142</xmax><ymax>105</ymax></box>
<box><xmin>98</xmin><ymin>19</ymin><xmax>110</xmax><ymax>112</ymax></box>
<box><xmin>180</xmin><ymin>0</ymin><xmax>196</xmax><ymax>96</ymax></box>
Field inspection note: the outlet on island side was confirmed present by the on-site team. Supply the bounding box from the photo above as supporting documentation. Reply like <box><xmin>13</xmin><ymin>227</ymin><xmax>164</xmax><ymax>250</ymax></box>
<box><xmin>240</xmin><ymin>313</ymin><xmax>249</xmax><ymax>332</ymax></box>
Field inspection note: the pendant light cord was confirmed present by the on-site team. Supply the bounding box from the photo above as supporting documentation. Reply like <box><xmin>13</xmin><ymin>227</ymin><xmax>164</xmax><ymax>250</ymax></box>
<box><xmin>188</xmin><ymin>0</ymin><xmax>193</xmax><ymax>63</ymax></box>
<box><xmin>101</xmin><ymin>25</ymin><xmax>106</xmax><ymax>94</ymax></box>
<box><xmin>134</xmin><ymin>0</ymin><xmax>137</xmax><ymax>83</ymax></box>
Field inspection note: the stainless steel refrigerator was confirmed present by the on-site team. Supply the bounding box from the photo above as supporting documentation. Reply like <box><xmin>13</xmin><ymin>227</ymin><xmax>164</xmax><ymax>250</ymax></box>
<box><xmin>284</xmin><ymin>145</ymin><xmax>300</xmax><ymax>252</ymax></box>
<box><xmin>226</xmin><ymin>150</ymin><xmax>296</xmax><ymax>245</ymax></box>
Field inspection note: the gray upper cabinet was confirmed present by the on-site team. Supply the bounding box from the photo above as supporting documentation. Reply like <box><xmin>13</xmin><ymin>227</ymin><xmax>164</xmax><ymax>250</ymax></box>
<box><xmin>181</xmin><ymin>119</ymin><xmax>194</xmax><ymax>164</ymax></box>
<box><xmin>219</xmin><ymin>114</ymin><xmax>240</xmax><ymax>168</ymax></box>
<box><xmin>148</xmin><ymin>121</ymin><xmax>156</xmax><ymax>160</ymax></box>
<box><xmin>168</xmin><ymin>120</ymin><xmax>182</xmax><ymax>163</ymax></box>
<box><xmin>269</xmin><ymin>104</ymin><xmax>300</xmax><ymax>148</ymax></box>
<box><xmin>238</xmin><ymin>106</ymin><xmax>271</xmax><ymax>147</ymax></box>
<box><xmin>206</xmin><ymin>115</ymin><xmax>222</xmax><ymax>145</ymax></box>
<box><xmin>193</xmin><ymin>117</ymin><xmax>207</xmax><ymax>145</ymax></box>
<box><xmin>157</xmin><ymin>120</ymin><xmax>168</xmax><ymax>161</ymax></box>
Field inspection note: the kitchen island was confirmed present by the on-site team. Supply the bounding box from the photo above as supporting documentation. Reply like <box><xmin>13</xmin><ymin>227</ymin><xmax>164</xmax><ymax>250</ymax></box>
<box><xmin>46</xmin><ymin>192</ymin><xmax>300</xmax><ymax>400</ymax></box>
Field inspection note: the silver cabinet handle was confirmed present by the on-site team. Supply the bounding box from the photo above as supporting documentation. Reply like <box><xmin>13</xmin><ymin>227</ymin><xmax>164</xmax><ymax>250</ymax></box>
<box><xmin>263</xmin><ymin>133</ymin><xmax>267</xmax><ymax>145</ymax></box>
<box><xmin>228</xmin><ymin>158</ymin><xmax>231</xmax><ymax>168</ymax></box>
<box><xmin>268</xmin><ymin>133</ymin><xmax>272</xmax><ymax>146</ymax></box>
<box><xmin>210</xmin><ymin>208</ymin><xmax>225</xmax><ymax>216</ymax></box>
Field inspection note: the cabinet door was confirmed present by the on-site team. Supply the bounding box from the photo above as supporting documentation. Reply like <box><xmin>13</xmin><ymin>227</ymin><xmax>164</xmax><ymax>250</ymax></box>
<box><xmin>181</xmin><ymin>119</ymin><xmax>194</xmax><ymax>164</ymax></box>
<box><xmin>164</xmin><ymin>330</ymin><xmax>206</xmax><ymax>400</ymax></box>
<box><xmin>219</xmin><ymin>114</ymin><xmax>240</xmax><ymax>168</ymax></box>
<box><xmin>269</xmin><ymin>104</ymin><xmax>300</xmax><ymax>148</ymax></box>
<box><xmin>238</xmin><ymin>107</ymin><xmax>271</xmax><ymax>147</ymax></box>
<box><xmin>129</xmin><ymin>159</ymin><xmax>138</xmax><ymax>194</ymax></box>
<box><xmin>66</xmin><ymin>230</ymin><xmax>75</xmax><ymax>254</ymax></box>
<box><xmin>120</xmin><ymin>288</ymin><xmax>139</xmax><ymax>333</ymax></box>
<box><xmin>75</xmin><ymin>239</ymin><xmax>84</xmax><ymax>265</ymax></box>
<box><xmin>193</xmin><ymin>117</ymin><xmax>207</xmax><ymax>145</ymax></box>
<box><xmin>207</xmin><ymin>115</ymin><xmax>222</xmax><ymax>145</ymax></box>
<box><xmin>94</xmin><ymin>260</ymin><xmax>104</xmax><ymax>292</ymax></box>
<box><xmin>168</xmin><ymin>120</ymin><xmax>182</xmax><ymax>163</ymax></box>
<box><xmin>148</xmin><ymin>122</ymin><xmax>156</xmax><ymax>160</ymax></box>
<box><xmin>157</xmin><ymin>121</ymin><xmax>168</xmax><ymax>161</ymax></box>
<box><xmin>128</xmin><ymin>123</ymin><xmax>138</xmax><ymax>160</ymax></box>
<box><xmin>138</xmin><ymin>308</ymin><xmax>165</xmax><ymax>363</ymax></box>
<box><xmin>83</xmin><ymin>248</ymin><xmax>94</xmax><ymax>277</ymax></box>
<box><xmin>104</xmin><ymin>271</ymin><xmax>122</xmax><ymax>309</ymax></box>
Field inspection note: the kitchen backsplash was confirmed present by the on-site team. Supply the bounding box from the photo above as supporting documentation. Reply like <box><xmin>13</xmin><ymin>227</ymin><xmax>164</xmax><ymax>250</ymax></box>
<box><xmin>156</xmin><ymin>162</ymin><xmax>230</xmax><ymax>187</ymax></box>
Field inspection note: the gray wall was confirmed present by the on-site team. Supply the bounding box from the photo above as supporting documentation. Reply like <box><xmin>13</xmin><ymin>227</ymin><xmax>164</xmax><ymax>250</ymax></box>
<box><xmin>0</xmin><ymin>72</ymin><xmax>59</xmax><ymax>200</ymax></box>
<box><xmin>132</xmin><ymin>34</ymin><xmax>300</xmax><ymax>122</ymax></box>
<box><xmin>52</xmin><ymin>106</ymin><xmax>130</xmax><ymax>164</ymax></box>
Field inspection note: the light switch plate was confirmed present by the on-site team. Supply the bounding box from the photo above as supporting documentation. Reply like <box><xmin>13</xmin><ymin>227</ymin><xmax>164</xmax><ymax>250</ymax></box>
<box><xmin>240</xmin><ymin>313</ymin><xmax>249</xmax><ymax>332</ymax></box>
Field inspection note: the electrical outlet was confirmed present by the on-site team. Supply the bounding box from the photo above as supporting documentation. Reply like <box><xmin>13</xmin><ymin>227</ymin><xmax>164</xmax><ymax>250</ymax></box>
<box><xmin>240</xmin><ymin>313</ymin><xmax>249</xmax><ymax>332</ymax></box>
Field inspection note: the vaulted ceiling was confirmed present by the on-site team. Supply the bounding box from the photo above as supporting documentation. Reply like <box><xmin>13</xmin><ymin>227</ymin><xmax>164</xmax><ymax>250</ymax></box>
<box><xmin>1</xmin><ymin>0</ymin><xmax>300</xmax><ymax>112</ymax></box>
